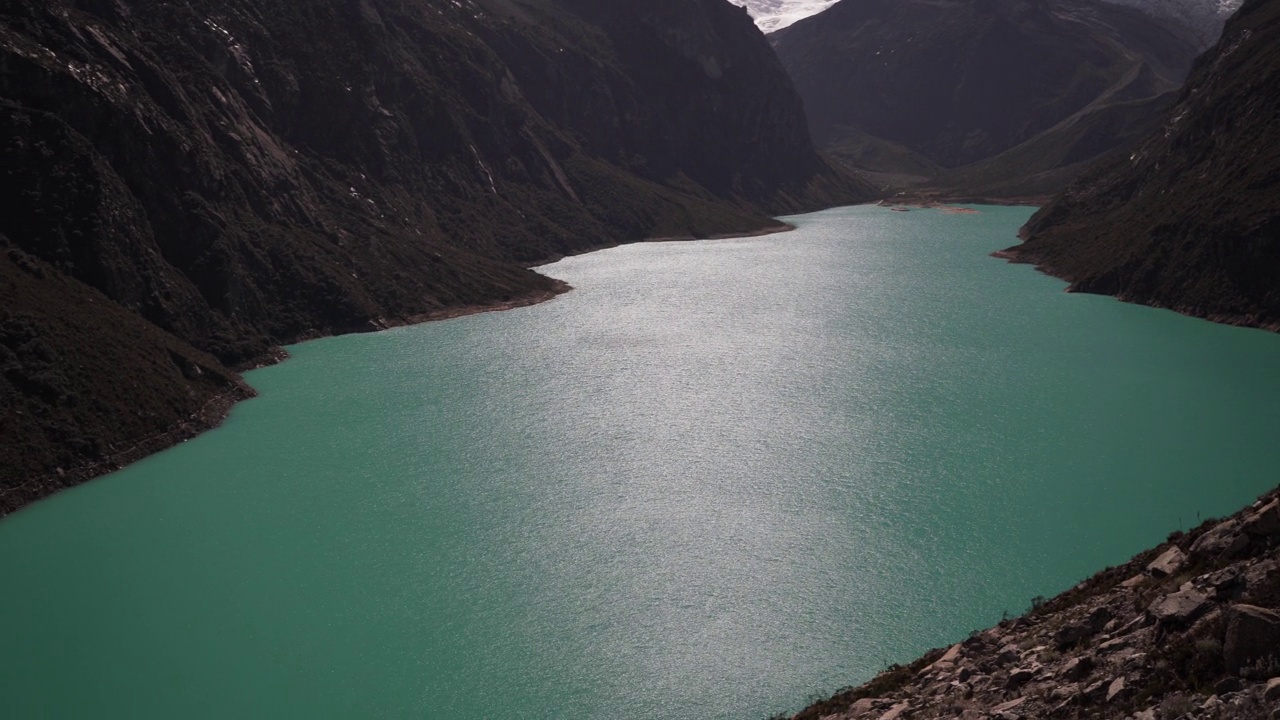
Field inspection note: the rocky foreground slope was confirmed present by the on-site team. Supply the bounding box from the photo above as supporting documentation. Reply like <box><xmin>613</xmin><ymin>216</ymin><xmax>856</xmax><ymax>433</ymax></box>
<box><xmin>788</xmin><ymin>486</ymin><xmax>1280</xmax><ymax>720</ymax></box>
<box><xmin>1003</xmin><ymin>0</ymin><xmax>1280</xmax><ymax>332</ymax></box>
<box><xmin>0</xmin><ymin>0</ymin><xmax>872</xmax><ymax>514</ymax></box>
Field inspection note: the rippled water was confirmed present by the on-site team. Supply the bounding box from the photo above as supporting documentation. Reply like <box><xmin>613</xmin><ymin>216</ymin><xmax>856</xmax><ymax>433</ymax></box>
<box><xmin>3</xmin><ymin>205</ymin><xmax>1280</xmax><ymax>718</ymax></box>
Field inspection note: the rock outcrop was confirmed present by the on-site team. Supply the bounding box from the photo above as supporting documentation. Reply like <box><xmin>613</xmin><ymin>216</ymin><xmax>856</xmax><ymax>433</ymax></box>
<box><xmin>0</xmin><ymin>0</ymin><xmax>872</xmax><ymax>514</ymax></box>
<box><xmin>1001</xmin><ymin>0</ymin><xmax>1280</xmax><ymax>332</ymax></box>
<box><xmin>788</xmin><ymin>486</ymin><xmax>1280</xmax><ymax>719</ymax></box>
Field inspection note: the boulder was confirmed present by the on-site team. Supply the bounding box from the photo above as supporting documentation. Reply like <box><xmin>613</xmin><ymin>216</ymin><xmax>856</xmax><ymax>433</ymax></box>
<box><xmin>1223</xmin><ymin>604</ymin><xmax>1280</xmax><ymax>672</ymax></box>
<box><xmin>1097</xmin><ymin>636</ymin><xmax>1133</xmax><ymax>654</ymax></box>
<box><xmin>1087</xmin><ymin>607</ymin><xmax>1114</xmax><ymax>631</ymax></box>
<box><xmin>1190</xmin><ymin>519</ymin><xmax>1250</xmax><ymax>560</ymax></box>
<box><xmin>991</xmin><ymin>697</ymin><xmax>1026</xmax><ymax>714</ymax></box>
<box><xmin>1204</xmin><ymin>566</ymin><xmax>1246</xmax><ymax>600</ymax></box>
<box><xmin>996</xmin><ymin>644</ymin><xmax>1021</xmax><ymax>665</ymax></box>
<box><xmin>1120</xmin><ymin>574</ymin><xmax>1148</xmax><ymax>589</ymax></box>
<box><xmin>924</xmin><ymin>643</ymin><xmax>962</xmax><ymax>675</ymax></box>
<box><xmin>1006</xmin><ymin>666</ymin><xmax>1038</xmax><ymax>688</ymax></box>
<box><xmin>1264</xmin><ymin>677</ymin><xmax>1280</xmax><ymax>702</ymax></box>
<box><xmin>849</xmin><ymin>697</ymin><xmax>879</xmax><ymax>716</ymax></box>
<box><xmin>1147</xmin><ymin>546</ymin><xmax>1187</xmax><ymax>578</ymax></box>
<box><xmin>1243</xmin><ymin>499</ymin><xmax>1280</xmax><ymax>537</ymax></box>
<box><xmin>878</xmin><ymin>701</ymin><xmax>909</xmax><ymax>720</ymax></box>
<box><xmin>1105</xmin><ymin>676</ymin><xmax>1129</xmax><ymax>703</ymax></box>
<box><xmin>1049</xmin><ymin>683</ymin><xmax>1079</xmax><ymax>702</ymax></box>
<box><xmin>1082</xmin><ymin>679</ymin><xmax>1110</xmax><ymax>703</ymax></box>
<box><xmin>1061</xmin><ymin>656</ymin><xmax>1095</xmax><ymax>681</ymax></box>
<box><xmin>1054</xmin><ymin>621</ymin><xmax>1094</xmax><ymax>649</ymax></box>
<box><xmin>1148</xmin><ymin>585</ymin><xmax>1212</xmax><ymax>626</ymax></box>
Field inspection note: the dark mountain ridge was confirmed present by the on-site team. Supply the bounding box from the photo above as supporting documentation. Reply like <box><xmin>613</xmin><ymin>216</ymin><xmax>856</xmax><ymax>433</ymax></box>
<box><xmin>1002</xmin><ymin>0</ymin><xmax>1280</xmax><ymax>330</ymax></box>
<box><xmin>0</xmin><ymin>0</ymin><xmax>872</xmax><ymax>514</ymax></box>
<box><xmin>770</xmin><ymin>0</ymin><xmax>1202</xmax><ymax>196</ymax></box>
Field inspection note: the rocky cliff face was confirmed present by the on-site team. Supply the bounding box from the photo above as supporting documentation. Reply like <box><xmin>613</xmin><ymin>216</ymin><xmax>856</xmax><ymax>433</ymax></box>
<box><xmin>788</xmin><ymin>486</ymin><xmax>1280</xmax><ymax>720</ymax></box>
<box><xmin>0</xmin><ymin>0</ymin><xmax>872</xmax><ymax>514</ymax></box>
<box><xmin>1003</xmin><ymin>0</ymin><xmax>1280</xmax><ymax>332</ymax></box>
<box><xmin>770</xmin><ymin>0</ymin><xmax>1201</xmax><ymax>196</ymax></box>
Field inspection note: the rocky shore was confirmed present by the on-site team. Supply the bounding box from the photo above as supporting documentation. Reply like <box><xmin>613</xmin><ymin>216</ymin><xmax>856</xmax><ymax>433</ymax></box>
<box><xmin>788</xmin><ymin>486</ymin><xmax>1280</xmax><ymax>720</ymax></box>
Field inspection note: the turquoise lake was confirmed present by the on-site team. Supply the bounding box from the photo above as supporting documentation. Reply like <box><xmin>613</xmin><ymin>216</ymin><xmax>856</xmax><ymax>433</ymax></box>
<box><xmin>3</xmin><ymin>205</ymin><xmax>1280</xmax><ymax>718</ymax></box>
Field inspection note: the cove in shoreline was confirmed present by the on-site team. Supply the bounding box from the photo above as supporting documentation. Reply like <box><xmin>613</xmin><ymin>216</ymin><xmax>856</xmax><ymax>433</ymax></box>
<box><xmin>0</xmin><ymin>219</ymin><xmax>805</xmax><ymax>518</ymax></box>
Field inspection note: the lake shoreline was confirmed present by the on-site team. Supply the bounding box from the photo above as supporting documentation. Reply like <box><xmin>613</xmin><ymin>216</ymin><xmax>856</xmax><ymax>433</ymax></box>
<box><xmin>993</xmin><ymin>248</ymin><xmax>1280</xmax><ymax>335</ymax></box>
<box><xmin>0</xmin><ymin>385</ymin><xmax>254</xmax><ymax>518</ymax></box>
<box><xmin>1</xmin><ymin>219</ymin><xmax>807</xmax><ymax>517</ymax></box>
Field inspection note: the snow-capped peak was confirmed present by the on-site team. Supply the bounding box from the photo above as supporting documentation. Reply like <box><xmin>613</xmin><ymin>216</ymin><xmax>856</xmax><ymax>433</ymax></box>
<box><xmin>727</xmin><ymin>0</ymin><xmax>840</xmax><ymax>33</ymax></box>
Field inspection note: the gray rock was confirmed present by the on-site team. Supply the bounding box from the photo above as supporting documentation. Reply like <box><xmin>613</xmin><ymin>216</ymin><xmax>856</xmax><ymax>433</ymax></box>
<box><xmin>1054</xmin><ymin>621</ymin><xmax>1094</xmax><ymax>649</ymax></box>
<box><xmin>1120</xmin><ymin>573</ymin><xmax>1148</xmax><ymax>589</ymax></box>
<box><xmin>1133</xmin><ymin>708</ymin><xmax>1157</xmax><ymax>720</ymax></box>
<box><xmin>1097</xmin><ymin>636</ymin><xmax>1133</xmax><ymax>654</ymax></box>
<box><xmin>1224</xmin><ymin>604</ymin><xmax>1280</xmax><ymax>672</ymax></box>
<box><xmin>849</xmin><ymin>697</ymin><xmax>879</xmax><ymax>716</ymax></box>
<box><xmin>927</xmin><ymin>660</ymin><xmax>955</xmax><ymax>675</ymax></box>
<box><xmin>996</xmin><ymin>644</ymin><xmax>1020</xmax><ymax>665</ymax></box>
<box><xmin>1201</xmin><ymin>568</ymin><xmax>1247</xmax><ymax>603</ymax></box>
<box><xmin>1148</xmin><ymin>585</ymin><xmax>1212</xmax><ymax>625</ymax></box>
<box><xmin>924</xmin><ymin>642</ymin><xmax>962</xmax><ymax>675</ymax></box>
<box><xmin>1243</xmin><ymin>499</ymin><xmax>1280</xmax><ymax>536</ymax></box>
<box><xmin>1061</xmin><ymin>656</ymin><xmax>1095</xmax><ymax>681</ymax></box>
<box><xmin>1264</xmin><ymin>677</ymin><xmax>1280</xmax><ymax>702</ymax></box>
<box><xmin>1106</xmin><ymin>676</ymin><xmax>1128</xmax><ymax>703</ymax></box>
<box><xmin>1190</xmin><ymin>518</ymin><xmax>1250</xmax><ymax>559</ymax></box>
<box><xmin>1049</xmin><ymin>683</ymin><xmax>1079</xmax><ymax>701</ymax></box>
<box><xmin>991</xmin><ymin>697</ymin><xmax>1026</xmax><ymax>714</ymax></box>
<box><xmin>1006</xmin><ymin>666</ymin><xmax>1037</xmax><ymax>688</ymax></box>
<box><xmin>878</xmin><ymin>701</ymin><xmax>909</xmax><ymax>720</ymax></box>
<box><xmin>1147</xmin><ymin>546</ymin><xmax>1187</xmax><ymax>578</ymax></box>
<box><xmin>1088</xmin><ymin>606</ymin><xmax>1115</xmax><ymax>630</ymax></box>
<box><xmin>1083</xmin><ymin>679</ymin><xmax>1110</xmax><ymax>703</ymax></box>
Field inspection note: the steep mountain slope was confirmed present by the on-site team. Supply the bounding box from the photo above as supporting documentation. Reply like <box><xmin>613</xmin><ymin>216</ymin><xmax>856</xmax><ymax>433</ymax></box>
<box><xmin>0</xmin><ymin>0</ymin><xmax>872</xmax><ymax>514</ymax></box>
<box><xmin>1003</xmin><ymin>0</ymin><xmax>1280</xmax><ymax>331</ymax></box>
<box><xmin>771</xmin><ymin>0</ymin><xmax>1201</xmax><ymax>195</ymax></box>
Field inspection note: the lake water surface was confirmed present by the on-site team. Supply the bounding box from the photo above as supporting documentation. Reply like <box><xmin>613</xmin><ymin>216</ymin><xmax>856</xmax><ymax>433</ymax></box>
<box><xmin>3</xmin><ymin>205</ymin><xmax>1280</xmax><ymax>718</ymax></box>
